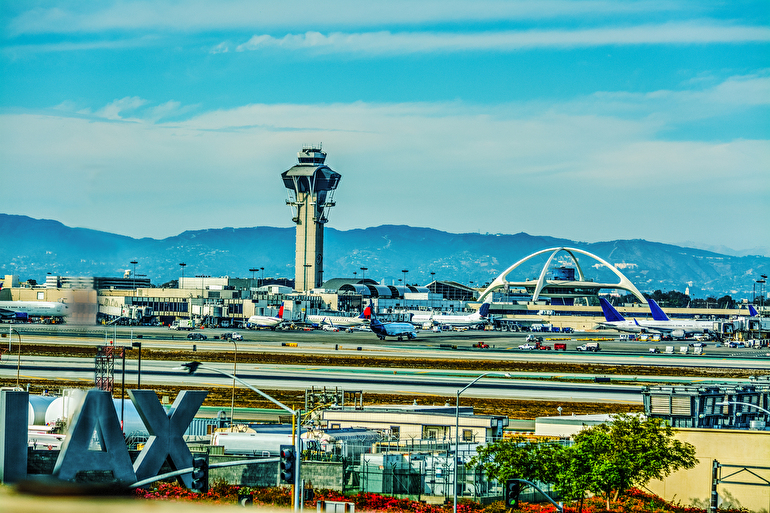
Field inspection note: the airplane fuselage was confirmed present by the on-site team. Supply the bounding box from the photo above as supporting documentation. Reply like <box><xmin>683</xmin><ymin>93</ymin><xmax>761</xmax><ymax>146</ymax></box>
<box><xmin>370</xmin><ymin>319</ymin><xmax>417</xmax><ymax>340</ymax></box>
<box><xmin>306</xmin><ymin>314</ymin><xmax>369</xmax><ymax>328</ymax></box>
<box><xmin>410</xmin><ymin>311</ymin><xmax>486</xmax><ymax>328</ymax></box>
<box><xmin>0</xmin><ymin>301</ymin><xmax>70</xmax><ymax>319</ymax></box>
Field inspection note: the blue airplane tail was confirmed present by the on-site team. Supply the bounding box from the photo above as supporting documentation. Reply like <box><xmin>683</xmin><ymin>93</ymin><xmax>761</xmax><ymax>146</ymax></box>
<box><xmin>599</xmin><ymin>298</ymin><xmax>626</xmax><ymax>322</ymax></box>
<box><xmin>749</xmin><ymin>305</ymin><xmax>759</xmax><ymax>317</ymax></box>
<box><xmin>478</xmin><ymin>302</ymin><xmax>490</xmax><ymax>318</ymax></box>
<box><xmin>647</xmin><ymin>299</ymin><xmax>670</xmax><ymax>321</ymax></box>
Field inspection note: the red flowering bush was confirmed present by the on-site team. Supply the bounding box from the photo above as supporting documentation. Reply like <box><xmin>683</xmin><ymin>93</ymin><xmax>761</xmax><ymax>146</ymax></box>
<box><xmin>135</xmin><ymin>483</ymin><xmax>748</xmax><ymax>513</ymax></box>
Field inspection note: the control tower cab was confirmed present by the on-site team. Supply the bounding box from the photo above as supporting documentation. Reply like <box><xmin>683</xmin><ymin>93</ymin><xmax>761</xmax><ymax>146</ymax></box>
<box><xmin>282</xmin><ymin>145</ymin><xmax>341</xmax><ymax>292</ymax></box>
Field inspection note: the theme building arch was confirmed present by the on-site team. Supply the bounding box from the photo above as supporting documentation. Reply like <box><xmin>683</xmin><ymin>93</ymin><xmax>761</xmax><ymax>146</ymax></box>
<box><xmin>477</xmin><ymin>247</ymin><xmax>647</xmax><ymax>304</ymax></box>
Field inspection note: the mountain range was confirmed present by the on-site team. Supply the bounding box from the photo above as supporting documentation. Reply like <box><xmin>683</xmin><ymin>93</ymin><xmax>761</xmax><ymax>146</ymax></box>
<box><xmin>1</xmin><ymin>214</ymin><xmax>767</xmax><ymax>299</ymax></box>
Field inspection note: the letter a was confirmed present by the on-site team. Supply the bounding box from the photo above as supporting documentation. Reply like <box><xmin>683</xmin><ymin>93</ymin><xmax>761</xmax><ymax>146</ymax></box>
<box><xmin>52</xmin><ymin>389</ymin><xmax>136</xmax><ymax>484</ymax></box>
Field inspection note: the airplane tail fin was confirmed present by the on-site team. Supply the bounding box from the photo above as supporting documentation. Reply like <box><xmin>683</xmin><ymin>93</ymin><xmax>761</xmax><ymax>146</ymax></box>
<box><xmin>478</xmin><ymin>302</ymin><xmax>491</xmax><ymax>318</ymax></box>
<box><xmin>360</xmin><ymin>305</ymin><xmax>372</xmax><ymax>319</ymax></box>
<box><xmin>278</xmin><ymin>304</ymin><xmax>284</xmax><ymax>319</ymax></box>
<box><xmin>749</xmin><ymin>305</ymin><xmax>759</xmax><ymax>317</ymax></box>
<box><xmin>599</xmin><ymin>298</ymin><xmax>626</xmax><ymax>322</ymax></box>
<box><xmin>647</xmin><ymin>299</ymin><xmax>670</xmax><ymax>321</ymax></box>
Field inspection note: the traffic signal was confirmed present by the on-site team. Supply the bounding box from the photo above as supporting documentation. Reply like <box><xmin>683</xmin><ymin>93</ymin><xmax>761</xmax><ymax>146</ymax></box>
<box><xmin>279</xmin><ymin>444</ymin><xmax>296</xmax><ymax>484</ymax></box>
<box><xmin>191</xmin><ymin>456</ymin><xmax>209</xmax><ymax>493</ymax></box>
<box><xmin>504</xmin><ymin>479</ymin><xmax>520</xmax><ymax>508</ymax></box>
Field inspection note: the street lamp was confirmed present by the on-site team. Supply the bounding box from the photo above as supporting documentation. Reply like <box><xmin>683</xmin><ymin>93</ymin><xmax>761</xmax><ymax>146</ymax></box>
<box><xmin>260</xmin><ymin>267</ymin><xmax>265</xmax><ymax>284</ymax></box>
<box><xmin>304</xmin><ymin>264</ymin><xmax>312</xmax><ymax>291</ymax></box>
<box><xmin>715</xmin><ymin>401</ymin><xmax>770</xmax><ymax>415</ymax></box>
<box><xmin>179</xmin><ymin>263</ymin><xmax>186</xmax><ymax>288</ymax></box>
<box><xmin>402</xmin><ymin>269</ymin><xmax>409</xmax><ymax>289</ymax></box>
<box><xmin>454</xmin><ymin>372</ymin><xmax>511</xmax><ymax>513</ymax></box>
<box><xmin>178</xmin><ymin>362</ymin><xmax>301</xmax><ymax>511</ymax></box>
<box><xmin>360</xmin><ymin>267</ymin><xmax>368</xmax><ymax>283</ymax></box>
<box><xmin>249</xmin><ymin>268</ymin><xmax>259</xmax><ymax>289</ymax></box>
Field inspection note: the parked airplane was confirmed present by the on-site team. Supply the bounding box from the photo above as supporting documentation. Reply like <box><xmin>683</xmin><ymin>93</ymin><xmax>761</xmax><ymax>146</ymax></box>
<box><xmin>306</xmin><ymin>305</ymin><xmax>371</xmax><ymax>329</ymax></box>
<box><xmin>246</xmin><ymin>305</ymin><xmax>285</xmax><ymax>330</ymax></box>
<box><xmin>410</xmin><ymin>301</ymin><xmax>491</xmax><ymax>329</ymax></box>
<box><xmin>369</xmin><ymin>310</ymin><xmax>417</xmax><ymax>341</ymax></box>
<box><xmin>597</xmin><ymin>298</ymin><xmax>714</xmax><ymax>339</ymax></box>
<box><xmin>0</xmin><ymin>299</ymin><xmax>70</xmax><ymax>322</ymax></box>
<box><xmin>0</xmin><ymin>282</ymin><xmax>70</xmax><ymax>320</ymax></box>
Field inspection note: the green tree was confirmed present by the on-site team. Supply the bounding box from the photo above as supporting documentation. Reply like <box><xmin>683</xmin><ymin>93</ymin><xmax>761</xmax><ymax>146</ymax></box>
<box><xmin>571</xmin><ymin>414</ymin><xmax>698</xmax><ymax>509</ymax></box>
<box><xmin>469</xmin><ymin>436</ymin><xmax>566</xmax><ymax>495</ymax></box>
<box><xmin>470</xmin><ymin>415</ymin><xmax>697</xmax><ymax>511</ymax></box>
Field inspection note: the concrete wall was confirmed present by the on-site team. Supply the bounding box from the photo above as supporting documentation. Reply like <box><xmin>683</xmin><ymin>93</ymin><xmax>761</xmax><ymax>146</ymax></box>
<box><xmin>209</xmin><ymin>455</ymin><xmax>278</xmax><ymax>487</ymax></box>
<box><xmin>646</xmin><ymin>428</ymin><xmax>770</xmax><ymax>513</ymax></box>
<box><xmin>302</xmin><ymin>461</ymin><xmax>344</xmax><ymax>491</ymax></box>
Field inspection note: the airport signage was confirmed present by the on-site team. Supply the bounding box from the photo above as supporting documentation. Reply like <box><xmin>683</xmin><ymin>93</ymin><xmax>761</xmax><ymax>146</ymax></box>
<box><xmin>0</xmin><ymin>388</ymin><xmax>207</xmax><ymax>486</ymax></box>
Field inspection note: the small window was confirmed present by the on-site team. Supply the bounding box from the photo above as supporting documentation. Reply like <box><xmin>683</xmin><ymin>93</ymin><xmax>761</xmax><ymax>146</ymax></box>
<box><xmin>390</xmin><ymin>426</ymin><xmax>400</xmax><ymax>440</ymax></box>
<box><xmin>331</xmin><ymin>423</ymin><xmax>341</xmax><ymax>429</ymax></box>
<box><xmin>462</xmin><ymin>430</ymin><xmax>473</xmax><ymax>442</ymax></box>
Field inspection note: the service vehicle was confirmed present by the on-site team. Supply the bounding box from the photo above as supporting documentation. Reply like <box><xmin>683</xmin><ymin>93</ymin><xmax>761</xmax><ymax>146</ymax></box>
<box><xmin>170</xmin><ymin>319</ymin><xmax>194</xmax><ymax>330</ymax></box>
<box><xmin>518</xmin><ymin>343</ymin><xmax>536</xmax><ymax>350</ymax></box>
<box><xmin>187</xmin><ymin>332</ymin><xmax>207</xmax><ymax>340</ymax></box>
<box><xmin>576</xmin><ymin>342</ymin><xmax>601</xmax><ymax>352</ymax></box>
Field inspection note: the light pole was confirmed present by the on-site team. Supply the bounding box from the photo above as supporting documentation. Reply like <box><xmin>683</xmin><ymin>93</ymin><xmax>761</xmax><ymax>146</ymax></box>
<box><xmin>226</xmin><ymin>340</ymin><xmax>238</xmax><ymax>424</ymax></box>
<box><xmin>454</xmin><ymin>372</ymin><xmax>510</xmax><ymax>513</ymax></box>
<box><xmin>360</xmin><ymin>267</ymin><xmax>368</xmax><ymax>283</ymax></box>
<box><xmin>260</xmin><ymin>267</ymin><xmax>265</xmax><ymax>284</ymax></box>
<box><xmin>130</xmin><ymin>260</ymin><xmax>138</xmax><ymax>294</ymax></box>
<box><xmin>179</xmin><ymin>262</ymin><xmax>186</xmax><ymax>288</ymax></box>
<box><xmin>179</xmin><ymin>362</ymin><xmax>301</xmax><ymax>511</ymax></box>
<box><xmin>430</xmin><ymin>272</ymin><xmax>436</xmax><ymax>309</ymax></box>
<box><xmin>402</xmin><ymin>269</ymin><xmax>409</xmax><ymax>290</ymax></box>
<box><xmin>304</xmin><ymin>264</ymin><xmax>312</xmax><ymax>291</ymax></box>
<box><xmin>715</xmin><ymin>401</ymin><xmax>770</xmax><ymax>415</ymax></box>
<box><xmin>9</xmin><ymin>328</ymin><xmax>21</xmax><ymax>388</ymax></box>
<box><xmin>249</xmin><ymin>268</ymin><xmax>259</xmax><ymax>290</ymax></box>
<box><xmin>132</xmin><ymin>341</ymin><xmax>142</xmax><ymax>389</ymax></box>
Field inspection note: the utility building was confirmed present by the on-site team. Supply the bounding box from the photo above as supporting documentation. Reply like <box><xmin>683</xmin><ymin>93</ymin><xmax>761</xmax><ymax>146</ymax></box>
<box><xmin>282</xmin><ymin>146</ymin><xmax>341</xmax><ymax>292</ymax></box>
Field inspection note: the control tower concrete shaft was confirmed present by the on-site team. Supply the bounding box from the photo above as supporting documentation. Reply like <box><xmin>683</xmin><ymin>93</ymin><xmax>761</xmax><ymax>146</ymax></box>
<box><xmin>282</xmin><ymin>146</ymin><xmax>341</xmax><ymax>291</ymax></box>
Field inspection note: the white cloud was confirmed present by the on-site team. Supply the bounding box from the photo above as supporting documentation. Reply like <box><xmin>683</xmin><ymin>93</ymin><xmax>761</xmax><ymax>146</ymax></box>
<box><xmin>232</xmin><ymin>24</ymin><xmax>770</xmax><ymax>55</ymax></box>
<box><xmin>0</xmin><ymin>73</ymin><xmax>767</xmax><ymax>246</ymax></box>
<box><xmin>6</xmin><ymin>1</ymin><xmax>691</xmax><ymax>35</ymax></box>
<box><xmin>93</xmin><ymin>96</ymin><xmax>148</xmax><ymax>120</ymax></box>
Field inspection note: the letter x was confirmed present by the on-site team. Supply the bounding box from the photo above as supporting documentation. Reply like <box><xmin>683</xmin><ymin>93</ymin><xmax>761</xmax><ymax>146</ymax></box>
<box><xmin>129</xmin><ymin>390</ymin><xmax>207</xmax><ymax>487</ymax></box>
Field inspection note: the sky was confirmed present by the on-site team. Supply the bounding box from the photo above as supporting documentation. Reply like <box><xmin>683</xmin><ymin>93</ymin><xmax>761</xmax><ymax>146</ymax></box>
<box><xmin>1</xmin><ymin>1</ymin><xmax>768</xmax><ymax>253</ymax></box>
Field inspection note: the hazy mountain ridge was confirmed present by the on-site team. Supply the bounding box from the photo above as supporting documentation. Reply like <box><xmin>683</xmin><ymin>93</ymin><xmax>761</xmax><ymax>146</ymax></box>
<box><xmin>1</xmin><ymin>214</ymin><xmax>767</xmax><ymax>298</ymax></box>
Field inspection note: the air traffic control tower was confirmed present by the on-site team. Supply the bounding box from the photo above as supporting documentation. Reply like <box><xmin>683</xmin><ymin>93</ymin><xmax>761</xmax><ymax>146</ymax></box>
<box><xmin>282</xmin><ymin>145</ymin><xmax>341</xmax><ymax>291</ymax></box>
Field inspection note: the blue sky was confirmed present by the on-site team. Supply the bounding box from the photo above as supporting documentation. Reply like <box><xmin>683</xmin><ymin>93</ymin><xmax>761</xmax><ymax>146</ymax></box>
<box><xmin>1</xmin><ymin>1</ymin><xmax>768</xmax><ymax>253</ymax></box>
